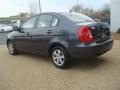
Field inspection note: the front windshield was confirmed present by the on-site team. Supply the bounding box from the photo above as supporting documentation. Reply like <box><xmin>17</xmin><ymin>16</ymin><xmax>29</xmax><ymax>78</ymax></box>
<box><xmin>62</xmin><ymin>12</ymin><xmax>94</xmax><ymax>23</ymax></box>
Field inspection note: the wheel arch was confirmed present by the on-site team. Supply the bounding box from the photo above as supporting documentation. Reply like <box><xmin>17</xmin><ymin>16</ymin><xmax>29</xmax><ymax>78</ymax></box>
<box><xmin>48</xmin><ymin>42</ymin><xmax>70</xmax><ymax>56</ymax></box>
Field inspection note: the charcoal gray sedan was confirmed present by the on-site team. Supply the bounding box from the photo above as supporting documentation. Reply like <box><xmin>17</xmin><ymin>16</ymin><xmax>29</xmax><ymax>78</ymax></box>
<box><xmin>6</xmin><ymin>12</ymin><xmax>113</xmax><ymax>68</ymax></box>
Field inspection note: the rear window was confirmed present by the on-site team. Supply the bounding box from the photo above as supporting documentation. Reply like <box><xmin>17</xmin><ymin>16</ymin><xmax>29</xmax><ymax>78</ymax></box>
<box><xmin>62</xmin><ymin>13</ymin><xmax>94</xmax><ymax>23</ymax></box>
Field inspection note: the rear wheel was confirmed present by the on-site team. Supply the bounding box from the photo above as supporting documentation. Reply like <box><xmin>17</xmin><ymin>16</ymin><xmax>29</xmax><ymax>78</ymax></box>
<box><xmin>7</xmin><ymin>40</ymin><xmax>17</xmax><ymax>55</ymax></box>
<box><xmin>51</xmin><ymin>47</ymin><xmax>70</xmax><ymax>68</ymax></box>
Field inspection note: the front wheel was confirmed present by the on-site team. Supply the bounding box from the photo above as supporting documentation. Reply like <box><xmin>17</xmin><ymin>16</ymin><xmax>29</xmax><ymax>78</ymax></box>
<box><xmin>51</xmin><ymin>47</ymin><xmax>70</xmax><ymax>68</ymax></box>
<box><xmin>7</xmin><ymin>40</ymin><xmax>17</xmax><ymax>55</ymax></box>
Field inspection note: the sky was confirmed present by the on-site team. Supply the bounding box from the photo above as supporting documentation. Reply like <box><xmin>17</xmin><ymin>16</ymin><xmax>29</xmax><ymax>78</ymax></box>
<box><xmin>0</xmin><ymin>0</ymin><xmax>110</xmax><ymax>17</ymax></box>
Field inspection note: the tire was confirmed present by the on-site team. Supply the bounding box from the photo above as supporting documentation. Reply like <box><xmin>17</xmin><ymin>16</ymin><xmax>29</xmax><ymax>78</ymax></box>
<box><xmin>7</xmin><ymin>40</ymin><xmax>17</xmax><ymax>55</ymax></box>
<box><xmin>51</xmin><ymin>47</ymin><xmax>70</xmax><ymax>68</ymax></box>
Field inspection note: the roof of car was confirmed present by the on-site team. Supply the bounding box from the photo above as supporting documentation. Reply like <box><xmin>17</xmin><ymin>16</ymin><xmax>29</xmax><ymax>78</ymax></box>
<box><xmin>40</xmin><ymin>12</ymin><xmax>65</xmax><ymax>14</ymax></box>
<box><xmin>37</xmin><ymin>12</ymin><xmax>80</xmax><ymax>16</ymax></box>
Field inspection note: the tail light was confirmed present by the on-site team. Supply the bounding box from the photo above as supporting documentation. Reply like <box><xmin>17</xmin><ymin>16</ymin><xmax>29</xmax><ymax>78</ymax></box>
<box><xmin>77</xmin><ymin>25</ymin><xmax>93</xmax><ymax>42</ymax></box>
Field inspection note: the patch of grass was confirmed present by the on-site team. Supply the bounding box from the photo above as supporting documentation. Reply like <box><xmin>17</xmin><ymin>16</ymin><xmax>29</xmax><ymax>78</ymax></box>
<box><xmin>112</xmin><ymin>33</ymin><xmax>120</xmax><ymax>40</ymax></box>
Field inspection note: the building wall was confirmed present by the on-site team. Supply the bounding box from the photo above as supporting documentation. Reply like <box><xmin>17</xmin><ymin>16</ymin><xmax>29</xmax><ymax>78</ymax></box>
<box><xmin>111</xmin><ymin>0</ymin><xmax>120</xmax><ymax>32</ymax></box>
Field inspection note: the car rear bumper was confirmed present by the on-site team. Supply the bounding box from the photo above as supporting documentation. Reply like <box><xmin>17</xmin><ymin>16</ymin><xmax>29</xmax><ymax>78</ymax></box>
<box><xmin>69</xmin><ymin>38</ymin><xmax>113</xmax><ymax>58</ymax></box>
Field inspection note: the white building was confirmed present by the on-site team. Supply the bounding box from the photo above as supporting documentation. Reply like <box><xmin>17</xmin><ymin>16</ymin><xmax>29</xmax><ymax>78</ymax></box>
<box><xmin>111</xmin><ymin>0</ymin><xmax>120</xmax><ymax>32</ymax></box>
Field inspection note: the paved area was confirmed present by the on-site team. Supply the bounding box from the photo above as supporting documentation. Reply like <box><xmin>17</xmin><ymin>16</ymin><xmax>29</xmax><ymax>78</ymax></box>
<box><xmin>0</xmin><ymin>41</ymin><xmax>120</xmax><ymax>90</ymax></box>
<box><xmin>0</xmin><ymin>33</ymin><xmax>9</xmax><ymax>45</ymax></box>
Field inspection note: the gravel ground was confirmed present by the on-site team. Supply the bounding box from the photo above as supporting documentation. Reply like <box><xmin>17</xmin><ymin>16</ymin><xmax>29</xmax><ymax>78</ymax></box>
<box><xmin>0</xmin><ymin>40</ymin><xmax>120</xmax><ymax>90</ymax></box>
<box><xmin>112</xmin><ymin>33</ymin><xmax>120</xmax><ymax>40</ymax></box>
<box><xmin>0</xmin><ymin>33</ymin><xmax>9</xmax><ymax>45</ymax></box>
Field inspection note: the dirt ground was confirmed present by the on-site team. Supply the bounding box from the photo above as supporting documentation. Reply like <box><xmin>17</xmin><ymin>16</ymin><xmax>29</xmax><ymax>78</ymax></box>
<box><xmin>0</xmin><ymin>40</ymin><xmax>120</xmax><ymax>90</ymax></box>
<box><xmin>112</xmin><ymin>33</ymin><xmax>120</xmax><ymax>40</ymax></box>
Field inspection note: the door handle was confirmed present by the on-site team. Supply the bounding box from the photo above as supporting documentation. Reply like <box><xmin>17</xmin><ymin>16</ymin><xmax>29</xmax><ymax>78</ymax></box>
<box><xmin>47</xmin><ymin>30</ymin><xmax>53</xmax><ymax>34</ymax></box>
<box><xmin>26</xmin><ymin>32</ymin><xmax>31</xmax><ymax>35</ymax></box>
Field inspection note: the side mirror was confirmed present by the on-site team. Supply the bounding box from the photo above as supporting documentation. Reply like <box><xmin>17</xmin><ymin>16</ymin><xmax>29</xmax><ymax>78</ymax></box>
<box><xmin>12</xmin><ymin>25</ymin><xmax>20</xmax><ymax>31</ymax></box>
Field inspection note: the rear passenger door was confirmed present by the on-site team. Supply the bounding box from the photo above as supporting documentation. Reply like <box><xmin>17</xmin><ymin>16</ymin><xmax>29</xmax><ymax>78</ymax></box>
<box><xmin>32</xmin><ymin>14</ymin><xmax>59</xmax><ymax>55</ymax></box>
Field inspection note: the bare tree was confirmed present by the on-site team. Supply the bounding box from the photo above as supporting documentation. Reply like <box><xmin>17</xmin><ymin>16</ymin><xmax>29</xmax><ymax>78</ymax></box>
<box><xmin>69</xmin><ymin>4</ymin><xmax>83</xmax><ymax>13</ymax></box>
<box><xmin>19</xmin><ymin>12</ymin><xmax>29</xmax><ymax>18</ymax></box>
<box><xmin>29</xmin><ymin>1</ymin><xmax>38</xmax><ymax>16</ymax></box>
<box><xmin>101</xmin><ymin>4</ymin><xmax>110</xmax><ymax>16</ymax></box>
<box><xmin>68</xmin><ymin>3</ymin><xmax>110</xmax><ymax>19</ymax></box>
<box><xmin>69</xmin><ymin>4</ymin><xmax>95</xmax><ymax>16</ymax></box>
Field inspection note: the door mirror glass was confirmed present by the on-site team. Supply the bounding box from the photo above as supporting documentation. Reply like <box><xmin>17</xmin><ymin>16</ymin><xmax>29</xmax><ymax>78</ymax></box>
<box><xmin>12</xmin><ymin>25</ymin><xmax>19</xmax><ymax>31</ymax></box>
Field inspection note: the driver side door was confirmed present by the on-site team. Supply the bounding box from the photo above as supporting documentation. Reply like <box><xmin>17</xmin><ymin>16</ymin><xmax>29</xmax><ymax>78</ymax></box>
<box><xmin>14</xmin><ymin>15</ymin><xmax>38</xmax><ymax>52</ymax></box>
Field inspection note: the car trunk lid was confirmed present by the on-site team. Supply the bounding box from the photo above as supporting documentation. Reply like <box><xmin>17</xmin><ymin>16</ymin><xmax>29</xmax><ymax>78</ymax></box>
<box><xmin>89</xmin><ymin>22</ymin><xmax>110</xmax><ymax>43</ymax></box>
<box><xmin>76</xmin><ymin>22</ymin><xmax>110</xmax><ymax>43</ymax></box>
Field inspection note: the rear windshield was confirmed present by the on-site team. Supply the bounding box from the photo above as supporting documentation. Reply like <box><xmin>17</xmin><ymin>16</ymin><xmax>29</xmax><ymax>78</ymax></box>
<box><xmin>62</xmin><ymin>13</ymin><xmax>94</xmax><ymax>23</ymax></box>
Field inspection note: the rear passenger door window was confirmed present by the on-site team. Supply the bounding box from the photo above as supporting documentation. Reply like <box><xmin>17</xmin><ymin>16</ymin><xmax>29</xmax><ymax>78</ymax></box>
<box><xmin>37</xmin><ymin>15</ymin><xmax>53</xmax><ymax>28</ymax></box>
<box><xmin>51</xmin><ymin>17</ymin><xmax>59</xmax><ymax>27</ymax></box>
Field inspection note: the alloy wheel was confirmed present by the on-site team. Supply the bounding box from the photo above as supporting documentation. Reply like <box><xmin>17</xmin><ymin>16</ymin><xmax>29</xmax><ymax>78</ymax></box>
<box><xmin>52</xmin><ymin>49</ymin><xmax>65</xmax><ymax>66</ymax></box>
<box><xmin>8</xmin><ymin>42</ymin><xmax>14</xmax><ymax>54</ymax></box>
